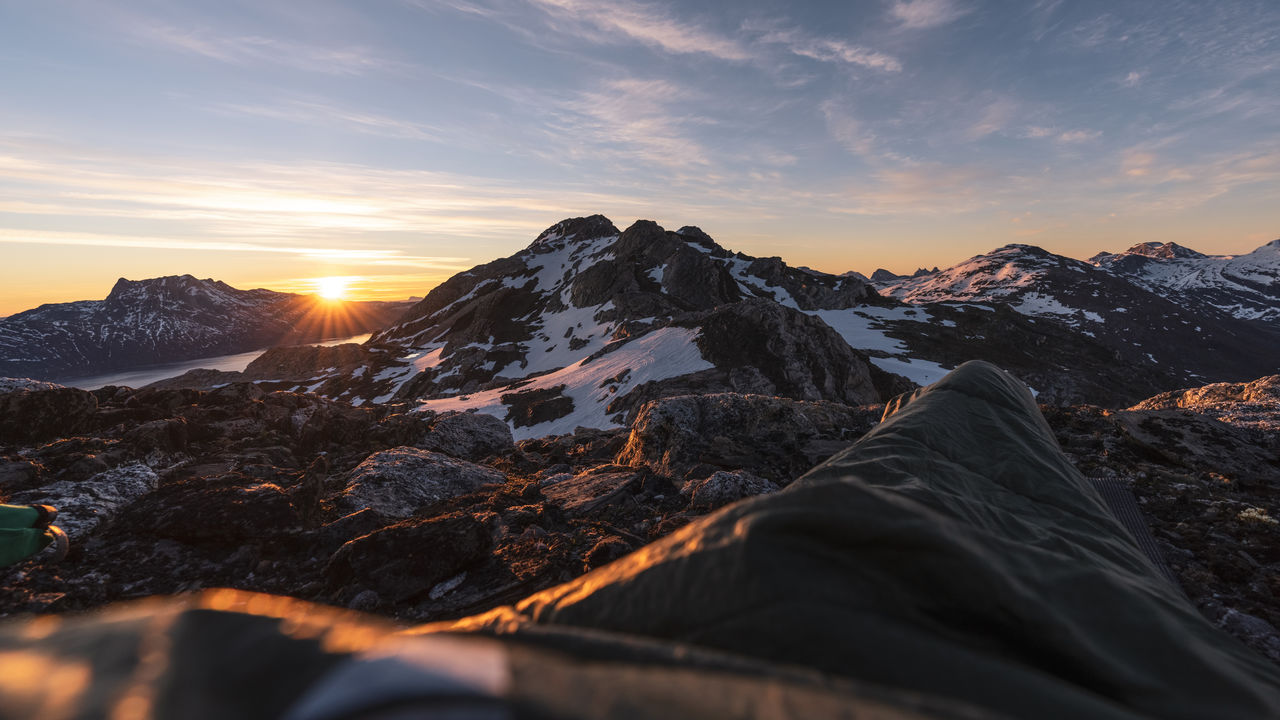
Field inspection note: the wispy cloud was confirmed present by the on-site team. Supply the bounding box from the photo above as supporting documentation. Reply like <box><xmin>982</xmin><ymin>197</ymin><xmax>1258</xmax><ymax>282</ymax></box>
<box><xmin>210</xmin><ymin>99</ymin><xmax>443</xmax><ymax>142</ymax></box>
<box><xmin>821</xmin><ymin>100</ymin><xmax>877</xmax><ymax>156</ymax></box>
<box><xmin>890</xmin><ymin>0</ymin><xmax>970</xmax><ymax>30</ymax></box>
<box><xmin>127</xmin><ymin>21</ymin><xmax>398</xmax><ymax>76</ymax></box>
<box><xmin>549</xmin><ymin>78</ymin><xmax>712</xmax><ymax>169</ymax></box>
<box><xmin>747</xmin><ymin>22</ymin><xmax>902</xmax><ymax>71</ymax></box>
<box><xmin>829</xmin><ymin>162</ymin><xmax>1000</xmax><ymax>215</ymax></box>
<box><xmin>525</xmin><ymin>0</ymin><xmax>750</xmax><ymax>60</ymax></box>
<box><xmin>1057</xmin><ymin>129</ymin><xmax>1101</xmax><ymax>143</ymax></box>
<box><xmin>1122</xmin><ymin>70</ymin><xmax>1145</xmax><ymax>87</ymax></box>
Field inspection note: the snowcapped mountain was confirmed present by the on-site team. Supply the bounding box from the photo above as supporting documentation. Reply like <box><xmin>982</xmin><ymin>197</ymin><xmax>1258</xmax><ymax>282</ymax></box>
<box><xmin>268</xmin><ymin>217</ymin><xmax>918</xmax><ymax>436</ymax></box>
<box><xmin>197</xmin><ymin>215</ymin><xmax>1267</xmax><ymax>437</ymax></box>
<box><xmin>0</xmin><ymin>275</ymin><xmax>407</xmax><ymax>380</ymax></box>
<box><xmin>874</xmin><ymin>243</ymin><xmax>1279</xmax><ymax>387</ymax></box>
<box><xmin>1090</xmin><ymin>239</ymin><xmax>1280</xmax><ymax>326</ymax></box>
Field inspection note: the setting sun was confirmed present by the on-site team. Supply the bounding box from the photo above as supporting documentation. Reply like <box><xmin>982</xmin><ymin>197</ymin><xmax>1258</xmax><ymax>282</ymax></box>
<box><xmin>315</xmin><ymin>276</ymin><xmax>349</xmax><ymax>301</ymax></box>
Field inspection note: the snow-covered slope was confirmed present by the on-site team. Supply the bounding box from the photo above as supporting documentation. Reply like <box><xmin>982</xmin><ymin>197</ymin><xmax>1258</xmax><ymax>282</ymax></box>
<box><xmin>0</xmin><ymin>275</ymin><xmax>407</xmax><ymax>379</ymax></box>
<box><xmin>1090</xmin><ymin>239</ymin><xmax>1280</xmax><ymax>326</ymax></box>
<box><xmin>874</xmin><ymin>243</ymin><xmax>1279</xmax><ymax>385</ymax></box>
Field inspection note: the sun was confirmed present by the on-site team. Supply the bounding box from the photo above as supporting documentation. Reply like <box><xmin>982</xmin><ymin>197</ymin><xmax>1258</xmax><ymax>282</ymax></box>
<box><xmin>315</xmin><ymin>276</ymin><xmax>349</xmax><ymax>301</ymax></box>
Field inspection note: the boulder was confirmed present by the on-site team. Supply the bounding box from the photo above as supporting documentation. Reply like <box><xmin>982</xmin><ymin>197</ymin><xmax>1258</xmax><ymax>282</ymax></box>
<box><xmin>337</xmin><ymin>447</ymin><xmax>504</xmax><ymax>518</ymax></box>
<box><xmin>325</xmin><ymin>512</ymin><xmax>490</xmax><ymax>602</ymax></box>
<box><xmin>682</xmin><ymin>470</ymin><xmax>780</xmax><ymax>510</ymax></box>
<box><xmin>8</xmin><ymin>463</ymin><xmax>159</xmax><ymax>541</ymax></box>
<box><xmin>617</xmin><ymin>393</ymin><xmax>879</xmax><ymax>482</ymax></box>
<box><xmin>418</xmin><ymin>411</ymin><xmax>515</xmax><ymax>461</ymax></box>
<box><xmin>541</xmin><ymin>466</ymin><xmax>642</xmax><ymax>517</ymax></box>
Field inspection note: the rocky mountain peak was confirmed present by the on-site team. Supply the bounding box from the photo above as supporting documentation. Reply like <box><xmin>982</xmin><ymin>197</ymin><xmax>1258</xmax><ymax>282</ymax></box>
<box><xmin>528</xmin><ymin>215</ymin><xmax>620</xmax><ymax>251</ymax></box>
<box><xmin>1122</xmin><ymin>242</ymin><xmax>1206</xmax><ymax>260</ymax></box>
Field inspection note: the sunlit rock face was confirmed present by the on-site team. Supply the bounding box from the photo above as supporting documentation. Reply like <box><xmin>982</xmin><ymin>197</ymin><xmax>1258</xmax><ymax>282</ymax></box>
<box><xmin>0</xmin><ymin>275</ymin><xmax>407</xmax><ymax>380</ymax></box>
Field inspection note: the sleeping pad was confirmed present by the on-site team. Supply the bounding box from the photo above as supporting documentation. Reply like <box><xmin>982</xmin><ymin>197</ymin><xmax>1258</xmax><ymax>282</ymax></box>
<box><xmin>1</xmin><ymin>360</ymin><xmax>1277</xmax><ymax>719</ymax></box>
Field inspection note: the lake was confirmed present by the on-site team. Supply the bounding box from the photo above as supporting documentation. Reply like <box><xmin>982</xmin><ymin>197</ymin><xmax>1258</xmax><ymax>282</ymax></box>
<box><xmin>61</xmin><ymin>333</ymin><xmax>372</xmax><ymax>390</ymax></box>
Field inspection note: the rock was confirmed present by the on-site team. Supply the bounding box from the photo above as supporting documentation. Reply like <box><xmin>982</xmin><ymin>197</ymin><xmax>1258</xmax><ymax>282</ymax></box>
<box><xmin>682</xmin><ymin>470</ymin><xmax>780</xmax><ymax>509</ymax></box>
<box><xmin>418</xmin><ymin>411</ymin><xmax>515</xmax><ymax>461</ymax></box>
<box><xmin>325</xmin><ymin>513</ymin><xmax>490</xmax><ymax>602</ymax></box>
<box><xmin>688</xmin><ymin>299</ymin><xmax>880</xmax><ymax>405</ymax></box>
<box><xmin>121</xmin><ymin>418</ymin><xmax>189</xmax><ymax>454</ymax></box>
<box><xmin>617</xmin><ymin>393</ymin><xmax>879</xmax><ymax>482</ymax></box>
<box><xmin>541</xmin><ymin>466</ymin><xmax>642</xmax><ymax>516</ymax></box>
<box><xmin>0</xmin><ymin>378</ymin><xmax>64</xmax><ymax>393</ymax></box>
<box><xmin>122</xmin><ymin>475</ymin><xmax>299</xmax><ymax>543</ymax></box>
<box><xmin>337</xmin><ymin>447</ymin><xmax>504</xmax><ymax>518</ymax></box>
<box><xmin>584</xmin><ymin>536</ymin><xmax>633</xmax><ymax>570</ymax></box>
<box><xmin>1129</xmin><ymin>375</ymin><xmax>1280</xmax><ymax>433</ymax></box>
<box><xmin>1114</xmin><ymin>410</ymin><xmax>1280</xmax><ymax>484</ymax></box>
<box><xmin>501</xmin><ymin>386</ymin><xmax>575</xmax><ymax>429</ymax></box>
<box><xmin>348</xmin><ymin>589</ymin><xmax>381</xmax><ymax>612</ymax></box>
<box><xmin>0</xmin><ymin>387</ymin><xmax>99</xmax><ymax>444</ymax></box>
<box><xmin>8</xmin><ymin>463</ymin><xmax>158</xmax><ymax>541</ymax></box>
<box><xmin>0</xmin><ymin>459</ymin><xmax>42</xmax><ymax>493</ymax></box>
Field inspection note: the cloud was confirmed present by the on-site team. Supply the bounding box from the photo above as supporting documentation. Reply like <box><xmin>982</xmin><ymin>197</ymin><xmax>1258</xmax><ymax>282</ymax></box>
<box><xmin>127</xmin><ymin>21</ymin><xmax>397</xmax><ymax>76</ymax></box>
<box><xmin>210</xmin><ymin>99</ymin><xmax>443</xmax><ymax>142</ymax></box>
<box><xmin>889</xmin><ymin>0</ymin><xmax>969</xmax><ymax>30</ymax></box>
<box><xmin>829</xmin><ymin>162</ymin><xmax>1000</xmax><ymax>215</ymax></box>
<box><xmin>747</xmin><ymin>22</ymin><xmax>902</xmax><ymax>71</ymax></box>
<box><xmin>1057</xmin><ymin>129</ymin><xmax>1101</xmax><ymax>143</ymax></box>
<box><xmin>965</xmin><ymin>97</ymin><xmax>1019</xmax><ymax>140</ymax></box>
<box><xmin>1122</xmin><ymin>70</ymin><xmax>1145</xmax><ymax>87</ymax></box>
<box><xmin>525</xmin><ymin>0</ymin><xmax>750</xmax><ymax>60</ymax></box>
<box><xmin>821</xmin><ymin>100</ymin><xmax>877</xmax><ymax>156</ymax></box>
<box><xmin>549</xmin><ymin>78</ymin><xmax>712</xmax><ymax>169</ymax></box>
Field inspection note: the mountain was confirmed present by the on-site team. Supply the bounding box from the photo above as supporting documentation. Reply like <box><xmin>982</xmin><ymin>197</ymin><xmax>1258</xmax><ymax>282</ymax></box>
<box><xmin>0</xmin><ymin>275</ymin><xmax>409</xmax><ymax>380</ymax></box>
<box><xmin>153</xmin><ymin>216</ymin><xmax>1270</xmax><ymax>426</ymax></box>
<box><xmin>874</xmin><ymin>243</ymin><xmax>1280</xmax><ymax>388</ymax></box>
<box><xmin>1089</xmin><ymin>239</ymin><xmax>1280</xmax><ymax>326</ymax></box>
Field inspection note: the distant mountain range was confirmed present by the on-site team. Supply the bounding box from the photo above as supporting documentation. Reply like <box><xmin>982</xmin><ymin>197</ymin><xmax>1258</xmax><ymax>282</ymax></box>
<box><xmin>140</xmin><ymin>218</ymin><xmax>1277</xmax><ymax>435</ymax></box>
<box><xmin>0</xmin><ymin>275</ymin><xmax>411</xmax><ymax>379</ymax></box>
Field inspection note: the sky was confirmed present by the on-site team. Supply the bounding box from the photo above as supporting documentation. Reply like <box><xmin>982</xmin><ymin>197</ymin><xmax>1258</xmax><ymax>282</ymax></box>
<box><xmin>1</xmin><ymin>0</ymin><xmax>1278</xmax><ymax>314</ymax></box>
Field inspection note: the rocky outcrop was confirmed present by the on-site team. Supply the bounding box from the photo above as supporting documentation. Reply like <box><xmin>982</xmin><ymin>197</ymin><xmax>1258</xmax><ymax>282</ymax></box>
<box><xmin>1129</xmin><ymin>376</ymin><xmax>1280</xmax><ymax>433</ymax></box>
<box><xmin>617</xmin><ymin>393</ymin><xmax>880</xmax><ymax>482</ymax></box>
<box><xmin>9</xmin><ymin>463</ymin><xmax>158</xmax><ymax>541</ymax></box>
<box><xmin>337</xmin><ymin>447</ymin><xmax>505</xmax><ymax>518</ymax></box>
<box><xmin>687</xmin><ymin>299</ymin><xmax>880</xmax><ymax>405</ymax></box>
<box><xmin>0</xmin><ymin>387</ymin><xmax>99</xmax><ymax>444</ymax></box>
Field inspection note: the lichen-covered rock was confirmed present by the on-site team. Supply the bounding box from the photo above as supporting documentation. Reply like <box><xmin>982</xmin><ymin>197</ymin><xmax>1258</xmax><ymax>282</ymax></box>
<box><xmin>682</xmin><ymin>470</ymin><xmax>780</xmax><ymax>510</ymax></box>
<box><xmin>617</xmin><ymin>393</ymin><xmax>879</xmax><ymax>482</ymax></box>
<box><xmin>337</xmin><ymin>447</ymin><xmax>504</xmax><ymax>518</ymax></box>
<box><xmin>418</xmin><ymin>411</ymin><xmax>515</xmax><ymax>460</ymax></box>
<box><xmin>325</xmin><ymin>512</ymin><xmax>490</xmax><ymax>602</ymax></box>
<box><xmin>8</xmin><ymin>463</ymin><xmax>158</xmax><ymax>541</ymax></box>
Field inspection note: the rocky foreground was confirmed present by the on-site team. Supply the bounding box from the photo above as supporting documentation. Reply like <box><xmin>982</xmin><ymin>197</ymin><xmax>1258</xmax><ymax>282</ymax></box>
<box><xmin>0</xmin><ymin>376</ymin><xmax>1277</xmax><ymax>665</ymax></box>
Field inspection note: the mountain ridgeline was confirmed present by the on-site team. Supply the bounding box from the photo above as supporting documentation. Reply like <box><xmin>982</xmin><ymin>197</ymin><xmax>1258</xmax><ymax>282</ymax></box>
<box><xmin>0</xmin><ymin>275</ymin><xmax>410</xmax><ymax>380</ymax></box>
<box><xmin>154</xmin><ymin>217</ymin><xmax>1279</xmax><ymax>438</ymax></box>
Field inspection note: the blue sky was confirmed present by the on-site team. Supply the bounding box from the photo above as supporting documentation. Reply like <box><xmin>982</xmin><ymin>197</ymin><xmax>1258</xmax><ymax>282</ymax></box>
<box><xmin>1</xmin><ymin>0</ymin><xmax>1278</xmax><ymax>312</ymax></box>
